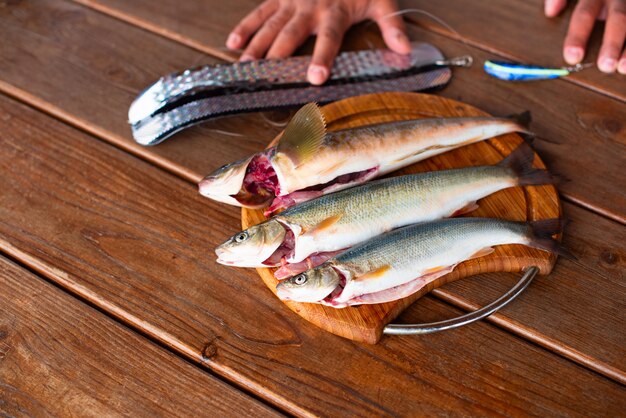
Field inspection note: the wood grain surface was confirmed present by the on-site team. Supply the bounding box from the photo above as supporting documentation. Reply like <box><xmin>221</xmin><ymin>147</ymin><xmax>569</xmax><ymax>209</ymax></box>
<box><xmin>0</xmin><ymin>0</ymin><xmax>623</xmax><ymax>376</ymax></box>
<box><xmin>1</xmin><ymin>0</ymin><xmax>625</xmax><ymax>413</ymax></box>
<box><xmin>398</xmin><ymin>0</ymin><xmax>626</xmax><ymax>101</ymax></box>
<box><xmin>242</xmin><ymin>92</ymin><xmax>560</xmax><ymax>344</ymax></box>
<box><xmin>0</xmin><ymin>257</ymin><xmax>280</xmax><ymax>417</ymax></box>
<box><xmin>1</xmin><ymin>85</ymin><xmax>625</xmax><ymax>416</ymax></box>
<box><xmin>3</xmin><ymin>0</ymin><xmax>622</xmax><ymax>223</ymax></box>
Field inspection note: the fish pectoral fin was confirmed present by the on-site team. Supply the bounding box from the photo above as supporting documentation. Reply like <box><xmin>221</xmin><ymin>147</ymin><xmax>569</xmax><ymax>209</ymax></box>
<box><xmin>354</xmin><ymin>265</ymin><xmax>392</xmax><ymax>282</ymax></box>
<box><xmin>451</xmin><ymin>201</ymin><xmax>479</xmax><ymax>217</ymax></box>
<box><xmin>276</xmin><ymin>103</ymin><xmax>327</xmax><ymax>166</ymax></box>
<box><xmin>467</xmin><ymin>247</ymin><xmax>495</xmax><ymax>260</ymax></box>
<box><xmin>303</xmin><ymin>214</ymin><xmax>343</xmax><ymax>235</ymax></box>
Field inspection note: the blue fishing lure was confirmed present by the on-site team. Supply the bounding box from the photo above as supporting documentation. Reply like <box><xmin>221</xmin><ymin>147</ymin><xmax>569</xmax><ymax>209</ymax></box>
<box><xmin>484</xmin><ymin>60</ymin><xmax>589</xmax><ymax>81</ymax></box>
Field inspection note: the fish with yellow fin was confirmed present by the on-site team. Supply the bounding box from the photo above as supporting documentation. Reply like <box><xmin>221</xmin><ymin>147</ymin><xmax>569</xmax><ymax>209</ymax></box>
<box><xmin>276</xmin><ymin>217</ymin><xmax>572</xmax><ymax>308</ymax></box>
<box><xmin>199</xmin><ymin>103</ymin><xmax>532</xmax><ymax>213</ymax></box>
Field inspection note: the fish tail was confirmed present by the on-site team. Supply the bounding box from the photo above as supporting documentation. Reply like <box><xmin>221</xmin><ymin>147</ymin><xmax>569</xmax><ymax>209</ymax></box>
<box><xmin>498</xmin><ymin>142</ymin><xmax>558</xmax><ymax>186</ymax></box>
<box><xmin>528</xmin><ymin>218</ymin><xmax>576</xmax><ymax>259</ymax></box>
<box><xmin>507</xmin><ymin>110</ymin><xmax>532</xmax><ymax>129</ymax></box>
<box><xmin>506</xmin><ymin>110</ymin><xmax>534</xmax><ymax>138</ymax></box>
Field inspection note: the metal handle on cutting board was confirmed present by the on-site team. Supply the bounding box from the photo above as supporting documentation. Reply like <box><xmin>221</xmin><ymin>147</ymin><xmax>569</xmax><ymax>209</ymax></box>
<box><xmin>383</xmin><ymin>266</ymin><xmax>539</xmax><ymax>335</ymax></box>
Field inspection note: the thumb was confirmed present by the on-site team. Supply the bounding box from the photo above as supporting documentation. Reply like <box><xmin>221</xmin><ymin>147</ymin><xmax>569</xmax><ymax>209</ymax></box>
<box><xmin>545</xmin><ymin>0</ymin><xmax>568</xmax><ymax>17</ymax></box>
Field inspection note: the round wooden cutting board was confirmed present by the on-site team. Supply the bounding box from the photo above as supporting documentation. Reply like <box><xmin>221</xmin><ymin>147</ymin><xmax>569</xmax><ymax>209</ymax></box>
<box><xmin>242</xmin><ymin>92</ymin><xmax>561</xmax><ymax>344</ymax></box>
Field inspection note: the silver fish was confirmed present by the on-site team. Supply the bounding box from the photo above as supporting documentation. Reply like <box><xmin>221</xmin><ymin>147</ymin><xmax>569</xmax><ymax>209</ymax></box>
<box><xmin>276</xmin><ymin>217</ymin><xmax>571</xmax><ymax>308</ymax></box>
<box><xmin>199</xmin><ymin>102</ymin><xmax>532</xmax><ymax>213</ymax></box>
<box><xmin>215</xmin><ymin>143</ymin><xmax>555</xmax><ymax>277</ymax></box>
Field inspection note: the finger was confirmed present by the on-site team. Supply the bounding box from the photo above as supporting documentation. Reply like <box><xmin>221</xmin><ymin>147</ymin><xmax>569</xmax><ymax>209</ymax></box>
<box><xmin>308</xmin><ymin>7</ymin><xmax>350</xmax><ymax>85</ymax></box>
<box><xmin>227</xmin><ymin>0</ymin><xmax>279</xmax><ymax>50</ymax></box>
<box><xmin>370</xmin><ymin>0</ymin><xmax>411</xmax><ymax>54</ymax></box>
<box><xmin>618</xmin><ymin>48</ymin><xmax>626</xmax><ymax>74</ymax></box>
<box><xmin>241</xmin><ymin>7</ymin><xmax>294</xmax><ymax>61</ymax></box>
<box><xmin>597</xmin><ymin>0</ymin><xmax>626</xmax><ymax>73</ymax></box>
<box><xmin>267</xmin><ymin>13</ymin><xmax>314</xmax><ymax>58</ymax></box>
<box><xmin>563</xmin><ymin>0</ymin><xmax>604</xmax><ymax>64</ymax></box>
<box><xmin>544</xmin><ymin>0</ymin><xmax>568</xmax><ymax>17</ymax></box>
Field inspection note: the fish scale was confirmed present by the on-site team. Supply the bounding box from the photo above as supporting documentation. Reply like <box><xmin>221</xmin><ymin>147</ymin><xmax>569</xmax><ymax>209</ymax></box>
<box><xmin>276</xmin><ymin>216</ymin><xmax>568</xmax><ymax>307</ymax></box>
<box><xmin>280</xmin><ymin>165</ymin><xmax>516</xmax><ymax>262</ymax></box>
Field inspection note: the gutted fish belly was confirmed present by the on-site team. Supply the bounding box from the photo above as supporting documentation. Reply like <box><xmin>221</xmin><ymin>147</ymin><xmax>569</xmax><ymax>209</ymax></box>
<box><xmin>199</xmin><ymin>103</ymin><xmax>531</xmax><ymax>211</ymax></box>
<box><xmin>276</xmin><ymin>217</ymin><xmax>571</xmax><ymax>307</ymax></box>
<box><xmin>215</xmin><ymin>142</ymin><xmax>555</xmax><ymax>273</ymax></box>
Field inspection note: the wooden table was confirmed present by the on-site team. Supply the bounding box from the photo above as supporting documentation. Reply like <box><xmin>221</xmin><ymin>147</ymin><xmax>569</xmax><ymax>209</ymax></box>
<box><xmin>1</xmin><ymin>0</ymin><xmax>624</xmax><ymax>416</ymax></box>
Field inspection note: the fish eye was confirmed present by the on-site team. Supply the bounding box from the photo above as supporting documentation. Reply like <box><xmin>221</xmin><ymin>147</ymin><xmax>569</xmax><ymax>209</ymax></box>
<box><xmin>234</xmin><ymin>232</ymin><xmax>249</xmax><ymax>243</ymax></box>
<box><xmin>293</xmin><ymin>274</ymin><xmax>307</xmax><ymax>285</ymax></box>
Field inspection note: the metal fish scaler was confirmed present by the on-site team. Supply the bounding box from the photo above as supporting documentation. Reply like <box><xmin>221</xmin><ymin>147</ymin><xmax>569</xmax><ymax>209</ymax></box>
<box><xmin>199</xmin><ymin>102</ymin><xmax>532</xmax><ymax>213</ymax></box>
<box><xmin>216</xmin><ymin>142</ymin><xmax>556</xmax><ymax>277</ymax></box>
<box><xmin>276</xmin><ymin>218</ymin><xmax>572</xmax><ymax>308</ymax></box>
<box><xmin>128</xmin><ymin>43</ymin><xmax>472</xmax><ymax>145</ymax></box>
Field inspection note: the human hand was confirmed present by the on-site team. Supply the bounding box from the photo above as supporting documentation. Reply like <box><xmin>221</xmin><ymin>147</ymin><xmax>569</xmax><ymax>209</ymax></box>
<box><xmin>226</xmin><ymin>0</ymin><xmax>412</xmax><ymax>85</ymax></box>
<box><xmin>545</xmin><ymin>0</ymin><xmax>625</xmax><ymax>74</ymax></box>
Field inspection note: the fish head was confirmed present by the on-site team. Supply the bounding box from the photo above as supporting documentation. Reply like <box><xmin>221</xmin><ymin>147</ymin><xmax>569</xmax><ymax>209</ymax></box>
<box><xmin>215</xmin><ymin>219</ymin><xmax>286</xmax><ymax>267</ymax></box>
<box><xmin>198</xmin><ymin>154</ymin><xmax>277</xmax><ymax>208</ymax></box>
<box><xmin>276</xmin><ymin>264</ymin><xmax>340</xmax><ymax>303</ymax></box>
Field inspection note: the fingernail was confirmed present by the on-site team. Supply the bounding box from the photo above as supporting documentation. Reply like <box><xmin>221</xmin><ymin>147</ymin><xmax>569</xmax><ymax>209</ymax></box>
<box><xmin>240</xmin><ymin>54</ymin><xmax>255</xmax><ymax>62</ymax></box>
<box><xmin>564</xmin><ymin>47</ymin><xmax>583</xmax><ymax>64</ymax></box>
<box><xmin>618</xmin><ymin>59</ymin><xmax>626</xmax><ymax>75</ymax></box>
<box><xmin>544</xmin><ymin>0</ymin><xmax>553</xmax><ymax>16</ymax></box>
<box><xmin>226</xmin><ymin>33</ymin><xmax>241</xmax><ymax>49</ymax></box>
<box><xmin>598</xmin><ymin>57</ymin><xmax>617</xmax><ymax>73</ymax></box>
<box><xmin>308</xmin><ymin>65</ymin><xmax>328</xmax><ymax>85</ymax></box>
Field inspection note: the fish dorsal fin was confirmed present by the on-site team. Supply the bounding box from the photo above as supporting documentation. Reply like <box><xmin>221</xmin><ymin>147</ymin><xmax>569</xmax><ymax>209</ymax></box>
<box><xmin>302</xmin><ymin>214</ymin><xmax>342</xmax><ymax>235</ymax></box>
<box><xmin>276</xmin><ymin>103</ymin><xmax>326</xmax><ymax>166</ymax></box>
<box><xmin>355</xmin><ymin>265</ymin><xmax>391</xmax><ymax>282</ymax></box>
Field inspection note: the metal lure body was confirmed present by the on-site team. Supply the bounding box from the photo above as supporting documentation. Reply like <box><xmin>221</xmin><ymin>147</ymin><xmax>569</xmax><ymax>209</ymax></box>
<box><xmin>484</xmin><ymin>60</ymin><xmax>588</xmax><ymax>81</ymax></box>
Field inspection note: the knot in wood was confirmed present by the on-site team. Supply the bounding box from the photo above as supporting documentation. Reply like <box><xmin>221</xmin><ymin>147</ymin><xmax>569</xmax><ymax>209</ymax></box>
<box><xmin>201</xmin><ymin>339</ymin><xmax>218</xmax><ymax>361</ymax></box>
<box><xmin>600</xmin><ymin>250</ymin><xmax>617</xmax><ymax>265</ymax></box>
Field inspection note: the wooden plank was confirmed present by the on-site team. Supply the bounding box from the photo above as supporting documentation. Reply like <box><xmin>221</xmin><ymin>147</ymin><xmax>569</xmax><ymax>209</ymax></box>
<box><xmin>1</xmin><ymin>0</ymin><xmax>622</xmax><ymax>224</ymax></box>
<box><xmin>431</xmin><ymin>202</ymin><xmax>626</xmax><ymax>382</ymax></box>
<box><xmin>1</xmin><ymin>89</ymin><xmax>625</xmax><ymax>416</ymax></box>
<box><xmin>72</xmin><ymin>0</ymin><xmax>254</xmax><ymax>61</ymax></box>
<box><xmin>397</xmin><ymin>0</ymin><xmax>626</xmax><ymax>101</ymax></box>
<box><xmin>0</xmin><ymin>257</ymin><xmax>281</xmax><ymax>417</ymax></box>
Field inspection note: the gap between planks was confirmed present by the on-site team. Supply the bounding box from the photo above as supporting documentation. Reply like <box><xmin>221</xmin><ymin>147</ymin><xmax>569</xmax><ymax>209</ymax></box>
<box><xmin>0</xmin><ymin>240</ymin><xmax>302</xmax><ymax>418</ymax></box>
<box><xmin>0</xmin><ymin>252</ymin><xmax>288</xmax><ymax>417</ymax></box>
<box><xmin>430</xmin><ymin>289</ymin><xmax>626</xmax><ymax>385</ymax></box>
